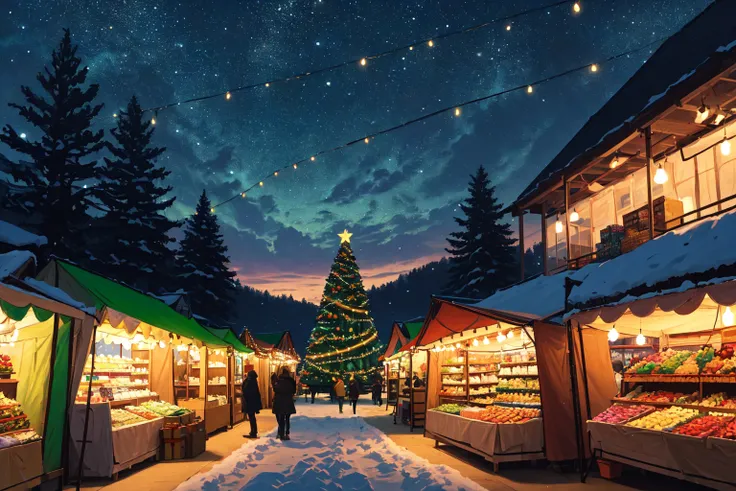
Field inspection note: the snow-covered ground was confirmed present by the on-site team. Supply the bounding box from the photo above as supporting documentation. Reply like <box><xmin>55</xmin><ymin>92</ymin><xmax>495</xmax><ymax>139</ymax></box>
<box><xmin>176</xmin><ymin>398</ymin><xmax>483</xmax><ymax>491</ymax></box>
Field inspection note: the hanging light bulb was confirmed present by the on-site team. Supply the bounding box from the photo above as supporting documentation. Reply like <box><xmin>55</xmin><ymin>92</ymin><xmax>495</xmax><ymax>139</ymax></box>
<box><xmin>715</xmin><ymin>108</ymin><xmax>727</xmax><ymax>125</ymax></box>
<box><xmin>590</xmin><ymin>64</ymin><xmax>598</xmax><ymax>73</ymax></box>
<box><xmin>265</xmin><ymin>82</ymin><xmax>270</xmax><ymax>88</ymax></box>
<box><xmin>636</xmin><ymin>332</ymin><xmax>646</xmax><ymax>346</ymax></box>
<box><xmin>364</xmin><ymin>137</ymin><xmax>370</xmax><ymax>144</ymax></box>
<box><xmin>507</xmin><ymin>330</ymin><xmax>514</xmax><ymax>339</ymax></box>
<box><xmin>721</xmin><ymin>136</ymin><xmax>731</xmax><ymax>156</ymax></box>
<box><xmin>527</xmin><ymin>85</ymin><xmax>533</xmax><ymax>94</ymax></box>
<box><xmin>427</xmin><ymin>40</ymin><xmax>435</xmax><ymax>47</ymax></box>
<box><xmin>151</xmin><ymin>117</ymin><xmax>157</xmax><ymax>125</ymax></box>
<box><xmin>654</xmin><ymin>163</ymin><xmax>669</xmax><ymax>185</ymax></box>
<box><xmin>607</xmin><ymin>326</ymin><xmax>619</xmax><ymax>343</ymax></box>
<box><xmin>506</xmin><ymin>24</ymin><xmax>512</xmax><ymax>31</ymax></box>
<box><xmin>723</xmin><ymin>306</ymin><xmax>735</xmax><ymax>327</ymax></box>
<box><xmin>455</xmin><ymin>343</ymin><xmax>461</xmax><ymax>349</ymax></box>
<box><xmin>159</xmin><ymin>340</ymin><xmax>166</xmax><ymax>349</ymax></box>
<box><xmin>210</xmin><ymin>207</ymin><xmax>215</xmax><ymax>213</ymax></box>
<box><xmin>694</xmin><ymin>103</ymin><xmax>710</xmax><ymax>124</ymax></box>
<box><xmin>610</xmin><ymin>154</ymin><xmax>619</xmax><ymax>169</ymax></box>
<box><xmin>454</xmin><ymin>107</ymin><xmax>461</xmax><ymax>117</ymax></box>
<box><xmin>570</xmin><ymin>208</ymin><xmax>580</xmax><ymax>222</ymax></box>
<box><xmin>310</xmin><ymin>156</ymin><xmax>316</xmax><ymax>161</ymax></box>
<box><xmin>225</xmin><ymin>91</ymin><xmax>232</xmax><ymax>100</ymax></box>
<box><xmin>259</xmin><ymin>181</ymin><xmax>264</xmax><ymax>187</ymax></box>
<box><xmin>483</xmin><ymin>336</ymin><xmax>490</xmax><ymax>345</ymax></box>
<box><xmin>293</xmin><ymin>163</ymin><xmax>298</xmax><ymax>169</ymax></box>
<box><xmin>472</xmin><ymin>338</ymin><xmax>479</xmax><ymax>347</ymax></box>
<box><xmin>241</xmin><ymin>192</ymin><xmax>246</xmax><ymax>198</ymax></box>
<box><xmin>555</xmin><ymin>217</ymin><xmax>563</xmax><ymax>234</ymax></box>
<box><xmin>573</xmin><ymin>2</ymin><xmax>581</xmax><ymax>13</ymax></box>
<box><xmin>497</xmin><ymin>332</ymin><xmax>507</xmax><ymax>343</ymax></box>
<box><xmin>360</xmin><ymin>58</ymin><xmax>367</xmax><ymax>66</ymax></box>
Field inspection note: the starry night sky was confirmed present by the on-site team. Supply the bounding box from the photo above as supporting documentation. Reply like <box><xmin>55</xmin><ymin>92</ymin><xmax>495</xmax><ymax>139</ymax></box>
<box><xmin>0</xmin><ymin>0</ymin><xmax>712</xmax><ymax>303</ymax></box>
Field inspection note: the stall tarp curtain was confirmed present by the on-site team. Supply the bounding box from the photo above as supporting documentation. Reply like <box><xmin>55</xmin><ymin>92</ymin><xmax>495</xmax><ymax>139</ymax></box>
<box><xmin>45</xmin><ymin>318</ymin><xmax>70</xmax><ymax>473</ymax></box>
<box><xmin>150</xmin><ymin>346</ymin><xmax>174</xmax><ymax>403</ymax></box>
<box><xmin>534</xmin><ymin>322</ymin><xmax>579</xmax><ymax>462</ymax></box>
<box><xmin>426</xmin><ymin>350</ymin><xmax>441</xmax><ymax>410</ymax></box>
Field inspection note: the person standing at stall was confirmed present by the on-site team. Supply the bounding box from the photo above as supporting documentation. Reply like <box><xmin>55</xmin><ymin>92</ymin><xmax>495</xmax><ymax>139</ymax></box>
<box><xmin>242</xmin><ymin>370</ymin><xmax>262</xmax><ymax>438</ymax></box>
<box><xmin>348</xmin><ymin>377</ymin><xmax>360</xmax><ymax>415</ymax></box>
<box><xmin>333</xmin><ymin>377</ymin><xmax>346</xmax><ymax>413</ymax></box>
<box><xmin>371</xmin><ymin>377</ymin><xmax>383</xmax><ymax>406</ymax></box>
<box><xmin>273</xmin><ymin>367</ymin><xmax>297</xmax><ymax>440</ymax></box>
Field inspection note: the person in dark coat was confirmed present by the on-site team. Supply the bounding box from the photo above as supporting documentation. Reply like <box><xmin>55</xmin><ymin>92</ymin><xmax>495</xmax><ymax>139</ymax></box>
<box><xmin>242</xmin><ymin>370</ymin><xmax>262</xmax><ymax>438</ymax></box>
<box><xmin>348</xmin><ymin>377</ymin><xmax>360</xmax><ymax>415</ymax></box>
<box><xmin>272</xmin><ymin>367</ymin><xmax>297</xmax><ymax>440</ymax></box>
<box><xmin>371</xmin><ymin>377</ymin><xmax>383</xmax><ymax>406</ymax></box>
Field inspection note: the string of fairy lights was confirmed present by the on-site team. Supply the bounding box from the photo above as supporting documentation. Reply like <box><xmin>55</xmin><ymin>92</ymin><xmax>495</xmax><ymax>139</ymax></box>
<box><xmin>203</xmin><ymin>35</ymin><xmax>665</xmax><ymax>212</ymax></box>
<box><xmin>141</xmin><ymin>0</ymin><xmax>587</xmax><ymax>117</ymax></box>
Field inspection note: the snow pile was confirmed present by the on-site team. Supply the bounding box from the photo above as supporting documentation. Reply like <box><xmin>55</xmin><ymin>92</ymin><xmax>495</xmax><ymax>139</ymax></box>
<box><xmin>176</xmin><ymin>411</ymin><xmax>483</xmax><ymax>491</ymax></box>
<box><xmin>569</xmin><ymin>208</ymin><xmax>736</xmax><ymax>308</ymax></box>
<box><xmin>470</xmin><ymin>271</ymin><xmax>574</xmax><ymax>321</ymax></box>
<box><xmin>0</xmin><ymin>250</ymin><xmax>35</xmax><ymax>281</ymax></box>
<box><xmin>23</xmin><ymin>277</ymin><xmax>96</xmax><ymax>315</ymax></box>
<box><xmin>0</xmin><ymin>220</ymin><xmax>47</xmax><ymax>248</ymax></box>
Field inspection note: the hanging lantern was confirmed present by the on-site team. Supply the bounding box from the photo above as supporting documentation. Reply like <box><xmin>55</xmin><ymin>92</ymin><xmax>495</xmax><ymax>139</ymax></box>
<box><xmin>653</xmin><ymin>163</ymin><xmax>669</xmax><ymax>185</ymax></box>
<box><xmin>636</xmin><ymin>332</ymin><xmax>646</xmax><ymax>346</ymax></box>
<box><xmin>607</xmin><ymin>326</ymin><xmax>619</xmax><ymax>343</ymax></box>
<box><xmin>555</xmin><ymin>217</ymin><xmax>563</xmax><ymax>234</ymax></box>
<box><xmin>723</xmin><ymin>306</ymin><xmax>735</xmax><ymax>327</ymax></box>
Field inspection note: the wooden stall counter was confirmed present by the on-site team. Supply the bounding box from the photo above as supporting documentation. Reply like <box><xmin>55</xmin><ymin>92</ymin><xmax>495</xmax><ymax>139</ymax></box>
<box><xmin>177</xmin><ymin>399</ymin><xmax>230</xmax><ymax>434</ymax></box>
<box><xmin>0</xmin><ymin>440</ymin><xmax>42</xmax><ymax>490</ymax></box>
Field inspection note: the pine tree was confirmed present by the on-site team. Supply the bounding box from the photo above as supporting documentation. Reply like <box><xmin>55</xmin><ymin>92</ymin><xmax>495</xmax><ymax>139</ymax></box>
<box><xmin>90</xmin><ymin>96</ymin><xmax>179</xmax><ymax>292</ymax></box>
<box><xmin>0</xmin><ymin>29</ymin><xmax>104</xmax><ymax>262</ymax></box>
<box><xmin>302</xmin><ymin>230</ymin><xmax>382</xmax><ymax>387</ymax></box>
<box><xmin>177</xmin><ymin>191</ymin><xmax>237</xmax><ymax>325</ymax></box>
<box><xmin>445</xmin><ymin>166</ymin><xmax>517</xmax><ymax>298</ymax></box>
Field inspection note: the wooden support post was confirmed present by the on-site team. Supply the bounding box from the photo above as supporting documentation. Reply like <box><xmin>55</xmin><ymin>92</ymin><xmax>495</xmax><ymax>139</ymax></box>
<box><xmin>541</xmin><ymin>203</ymin><xmax>549</xmax><ymax>275</ymax></box>
<box><xmin>645</xmin><ymin>127</ymin><xmax>655</xmax><ymax>240</ymax></box>
<box><xmin>518</xmin><ymin>211</ymin><xmax>525</xmax><ymax>281</ymax></box>
<box><xmin>565</xmin><ymin>180</ymin><xmax>572</xmax><ymax>265</ymax></box>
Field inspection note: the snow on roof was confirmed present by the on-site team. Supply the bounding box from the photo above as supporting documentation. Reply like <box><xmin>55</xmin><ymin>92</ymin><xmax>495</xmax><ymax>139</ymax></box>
<box><xmin>468</xmin><ymin>271</ymin><xmax>574</xmax><ymax>321</ymax></box>
<box><xmin>0</xmin><ymin>250</ymin><xmax>35</xmax><ymax>281</ymax></box>
<box><xmin>569</xmin><ymin>208</ymin><xmax>736</xmax><ymax>310</ymax></box>
<box><xmin>23</xmin><ymin>277</ymin><xmax>96</xmax><ymax>316</ymax></box>
<box><xmin>0</xmin><ymin>220</ymin><xmax>47</xmax><ymax>248</ymax></box>
<box><xmin>513</xmin><ymin>0</ymin><xmax>736</xmax><ymax>207</ymax></box>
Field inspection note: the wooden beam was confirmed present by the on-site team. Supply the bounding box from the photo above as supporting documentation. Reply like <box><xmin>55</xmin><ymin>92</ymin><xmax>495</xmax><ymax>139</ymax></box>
<box><xmin>645</xmin><ymin>127</ymin><xmax>655</xmax><ymax>240</ymax></box>
<box><xmin>541</xmin><ymin>202</ymin><xmax>549</xmax><ymax>276</ymax></box>
<box><xmin>518</xmin><ymin>212</ymin><xmax>525</xmax><ymax>281</ymax></box>
<box><xmin>565</xmin><ymin>180</ymin><xmax>571</xmax><ymax>265</ymax></box>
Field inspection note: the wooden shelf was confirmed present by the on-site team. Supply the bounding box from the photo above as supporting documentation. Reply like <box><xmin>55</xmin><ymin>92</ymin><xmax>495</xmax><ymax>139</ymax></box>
<box><xmin>496</xmin><ymin>387</ymin><xmax>540</xmax><ymax>393</ymax></box>
<box><xmin>624</xmin><ymin>374</ymin><xmax>736</xmax><ymax>383</ymax></box>
<box><xmin>442</xmin><ymin>363</ymin><xmax>466</xmax><ymax>367</ymax></box>
<box><xmin>498</xmin><ymin>374</ymin><xmax>538</xmax><ymax>378</ymax></box>
<box><xmin>469</xmin><ymin>370</ymin><xmax>499</xmax><ymax>374</ymax></box>
<box><xmin>611</xmin><ymin>398</ymin><xmax>736</xmax><ymax>414</ymax></box>
<box><xmin>500</xmin><ymin>361</ymin><xmax>537</xmax><ymax>367</ymax></box>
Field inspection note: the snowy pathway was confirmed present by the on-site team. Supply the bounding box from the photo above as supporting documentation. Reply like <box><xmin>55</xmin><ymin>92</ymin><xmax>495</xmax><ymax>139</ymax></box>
<box><xmin>175</xmin><ymin>399</ymin><xmax>483</xmax><ymax>491</ymax></box>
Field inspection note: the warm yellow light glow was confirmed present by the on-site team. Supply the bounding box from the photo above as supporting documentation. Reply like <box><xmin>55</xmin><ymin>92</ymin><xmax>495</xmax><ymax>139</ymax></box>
<box><xmin>226</xmin><ymin>91</ymin><xmax>232</xmax><ymax>100</ymax></box>
<box><xmin>636</xmin><ymin>333</ymin><xmax>646</xmax><ymax>346</ymax></box>
<box><xmin>654</xmin><ymin>164</ymin><xmax>669</xmax><ymax>185</ymax></box>
<box><xmin>360</xmin><ymin>58</ymin><xmax>367</xmax><ymax>66</ymax></box>
<box><xmin>590</xmin><ymin>64</ymin><xmax>598</xmax><ymax>72</ymax></box>
<box><xmin>607</xmin><ymin>327</ymin><xmax>619</xmax><ymax>343</ymax></box>
<box><xmin>428</xmin><ymin>40</ymin><xmax>434</xmax><ymax>47</ymax></box>
<box><xmin>610</xmin><ymin>156</ymin><xmax>619</xmax><ymax>169</ymax></box>
<box><xmin>555</xmin><ymin>219</ymin><xmax>563</xmax><ymax>234</ymax></box>
<box><xmin>455</xmin><ymin>343</ymin><xmax>461</xmax><ymax>349</ymax></box>
<box><xmin>265</xmin><ymin>83</ymin><xmax>270</xmax><ymax>88</ymax></box>
<box><xmin>527</xmin><ymin>85</ymin><xmax>533</xmax><ymax>94</ymax></box>
<box><xmin>293</xmin><ymin>163</ymin><xmax>298</xmax><ymax>169</ymax></box>
<box><xmin>483</xmin><ymin>336</ymin><xmax>490</xmax><ymax>345</ymax></box>
<box><xmin>570</xmin><ymin>208</ymin><xmax>580</xmax><ymax>223</ymax></box>
<box><xmin>310</xmin><ymin>156</ymin><xmax>316</xmax><ymax>161</ymax></box>
<box><xmin>210</xmin><ymin>207</ymin><xmax>215</xmax><ymax>213</ymax></box>
<box><xmin>259</xmin><ymin>181</ymin><xmax>264</xmax><ymax>187</ymax></box>
<box><xmin>721</xmin><ymin>138</ymin><xmax>731</xmax><ymax>156</ymax></box>
<box><xmin>241</xmin><ymin>192</ymin><xmax>246</xmax><ymax>198</ymax></box>
<box><xmin>497</xmin><ymin>332</ymin><xmax>506</xmax><ymax>343</ymax></box>
<box><xmin>695</xmin><ymin>105</ymin><xmax>709</xmax><ymax>124</ymax></box>
<box><xmin>409</xmin><ymin>46</ymin><xmax>414</xmax><ymax>51</ymax></box>
<box><xmin>113</xmin><ymin>113</ymin><xmax>118</xmax><ymax>118</ymax></box>
<box><xmin>274</xmin><ymin>171</ymin><xmax>279</xmax><ymax>176</ymax></box>
<box><xmin>507</xmin><ymin>330</ymin><xmax>514</xmax><ymax>339</ymax></box>
<box><xmin>573</xmin><ymin>2</ymin><xmax>581</xmax><ymax>13</ymax></box>
<box><xmin>338</xmin><ymin>229</ymin><xmax>353</xmax><ymax>243</ymax></box>
<box><xmin>151</xmin><ymin>117</ymin><xmax>156</xmax><ymax>125</ymax></box>
<box><xmin>454</xmin><ymin>107</ymin><xmax>461</xmax><ymax>117</ymax></box>
<box><xmin>506</xmin><ymin>25</ymin><xmax>511</xmax><ymax>31</ymax></box>
<box><xmin>724</xmin><ymin>306</ymin><xmax>735</xmax><ymax>327</ymax></box>
<box><xmin>364</xmin><ymin>137</ymin><xmax>370</xmax><ymax>144</ymax></box>
<box><xmin>472</xmin><ymin>338</ymin><xmax>479</xmax><ymax>347</ymax></box>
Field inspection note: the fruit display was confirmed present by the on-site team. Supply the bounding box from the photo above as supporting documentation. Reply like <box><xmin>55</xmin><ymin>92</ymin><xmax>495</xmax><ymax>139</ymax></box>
<box><xmin>631</xmin><ymin>390</ymin><xmax>696</xmax><ymax>404</ymax></box>
<box><xmin>718</xmin><ymin>397</ymin><xmax>736</xmax><ymax>409</ymax></box>
<box><xmin>124</xmin><ymin>405</ymin><xmax>161</xmax><ymax>420</ymax></box>
<box><xmin>626</xmin><ymin>349</ymin><xmax>677</xmax><ymax>374</ymax></box>
<box><xmin>0</xmin><ymin>354</ymin><xmax>13</xmax><ymax>374</ymax></box>
<box><xmin>0</xmin><ymin>393</ymin><xmax>31</xmax><ymax>435</ymax></box>
<box><xmin>0</xmin><ymin>430</ymin><xmax>41</xmax><ymax>449</ymax></box>
<box><xmin>468</xmin><ymin>373</ymin><xmax>497</xmax><ymax>384</ymax></box>
<box><xmin>469</xmin><ymin>386</ymin><xmax>494</xmax><ymax>396</ymax></box>
<box><xmin>672</xmin><ymin>414</ymin><xmax>733</xmax><ymax>437</ymax></box>
<box><xmin>140</xmin><ymin>400</ymin><xmax>191</xmax><ymax>417</ymax></box>
<box><xmin>696</xmin><ymin>347</ymin><xmax>716</xmax><ymax>372</ymax></box>
<box><xmin>626</xmin><ymin>346</ymin><xmax>736</xmax><ymax>376</ymax></box>
<box><xmin>494</xmin><ymin>392</ymin><xmax>541</xmax><ymax>406</ymax></box>
<box><xmin>674</xmin><ymin>353</ymin><xmax>699</xmax><ymax>375</ymax></box>
<box><xmin>701</xmin><ymin>392</ymin><xmax>727</xmax><ymax>407</ymax></box>
<box><xmin>712</xmin><ymin>419</ymin><xmax>736</xmax><ymax>440</ymax></box>
<box><xmin>497</xmin><ymin>378</ymin><xmax>539</xmax><ymax>391</ymax></box>
<box><xmin>592</xmin><ymin>404</ymin><xmax>653</xmax><ymax>424</ymax></box>
<box><xmin>500</xmin><ymin>350</ymin><xmax>536</xmax><ymax>364</ymax></box>
<box><xmin>627</xmin><ymin>406</ymin><xmax>699</xmax><ymax>431</ymax></box>
<box><xmin>442</xmin><ymin>374</ymin><xmax>465</xmax><ymax>385</ymax></box>
<box><xmin>658</xmin><ymin>350</ymin><xmax>693</xmax><ymax>374</ymax></box>
<box><xmin>110</xmin><ymin>408</ymin><xmax>147</xmax><ymax>428</ymax></box>
<box><xmin>434</xmin><ymin>404</ymin><xmax>465</xmax><ymax>415</ymax></box>
<box><xmin>470</xmin><ymin>396</ymin><xmax>496</xmax><ymax>405</ymax></box>
<box><xmin>459</xmin><ymin>407</ymin><xmax>484</xmax><ymax>419</ymax></box>
<box><xmin>440</xmin><ymin>365</ymin><xmax>464</xmax><ymax>374</ymax></box>
<box><xmin>476</xmin><ymin>405</ymin><xmax>541</xmax><ymax>423</ymax></box>
<box><xmin>439</xmin><ymin>386</ymin><xmax>466</xmax><ymax>397</ymax></box>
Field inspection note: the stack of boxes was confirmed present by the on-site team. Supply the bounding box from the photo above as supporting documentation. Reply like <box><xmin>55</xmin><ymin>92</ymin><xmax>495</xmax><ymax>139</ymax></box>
<box><xmin>597</xmin><ymin>224</ymin><xmax>625</xmax><ymax>260</ymax></box>
<box><xmin>160</xmin><ymin>414</ymin><xmax>206</xmax><ymax>460</ymax></box>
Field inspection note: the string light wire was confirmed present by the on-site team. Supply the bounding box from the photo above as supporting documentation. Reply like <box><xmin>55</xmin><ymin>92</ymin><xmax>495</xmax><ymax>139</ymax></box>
<box><xmin>141</xmin><ymin>0</ymin><xmax>588</xmax><ymax>115</ymax></box>
<box><xmin>209</xmin><ymin>36</ymin><xmax>665</xmax><ymax>211</ymax></box>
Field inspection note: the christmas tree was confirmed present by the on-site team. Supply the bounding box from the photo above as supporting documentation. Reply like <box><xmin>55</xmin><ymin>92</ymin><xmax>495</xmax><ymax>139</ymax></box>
<box><xmin>445</xmin><ymin>165</ymin><xmax>517</xmax><ymax>298</ymax></box>
<box><xmin>0</xmin><ymin>29</ymin><xmax>104</xmax><ymax>262</ymax></box>
<box><xmin>176</xmin><ymin>191</ymin><xmax>237</xmax><ymax>325</ymax></box>
<box><xmin>302</xmin><ymin>230</ymin><xmax>382</xmax><ymax>386</ymax></box>
<box><xmin>90</xmin><ymin>96</ymin><xmax>179</xmax><ymax>292</ymax></box>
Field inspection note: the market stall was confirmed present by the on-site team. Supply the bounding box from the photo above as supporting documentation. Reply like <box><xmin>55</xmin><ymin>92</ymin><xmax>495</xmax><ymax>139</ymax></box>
<box><xmin>416</xmin><ymin>273</ymin><xmax>614</xmax><ymax>470</ymax></box>
<box><xmin>0</xmin><ymin>253</ymin><xmax>95</xmax><ymax>490</ymax></box>
<box><xmin>35</xmin><ymin>259</ymin><xmax>230</xmax><ymax>479</ymax></box>
<box><xmin>240</xmin><ymin>329</ymin><xmax>300</xmax><ymax>409</ymax></box>
<box><xmin>567</xmin><ymin>206</ymin><xmax>736</xmax><ymax>490</ymax></box>
<box><xmin>381</xmin><ymin>318</ymin><xmax>425</xmax><ymax>427</ymax></box>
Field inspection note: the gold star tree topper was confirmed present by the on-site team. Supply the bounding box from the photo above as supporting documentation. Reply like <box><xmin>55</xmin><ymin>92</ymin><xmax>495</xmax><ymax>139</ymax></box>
<box><xmin>338</xmin><ymin>229</ymin><xmax>353</xmax><ymax>243</ymax></box>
